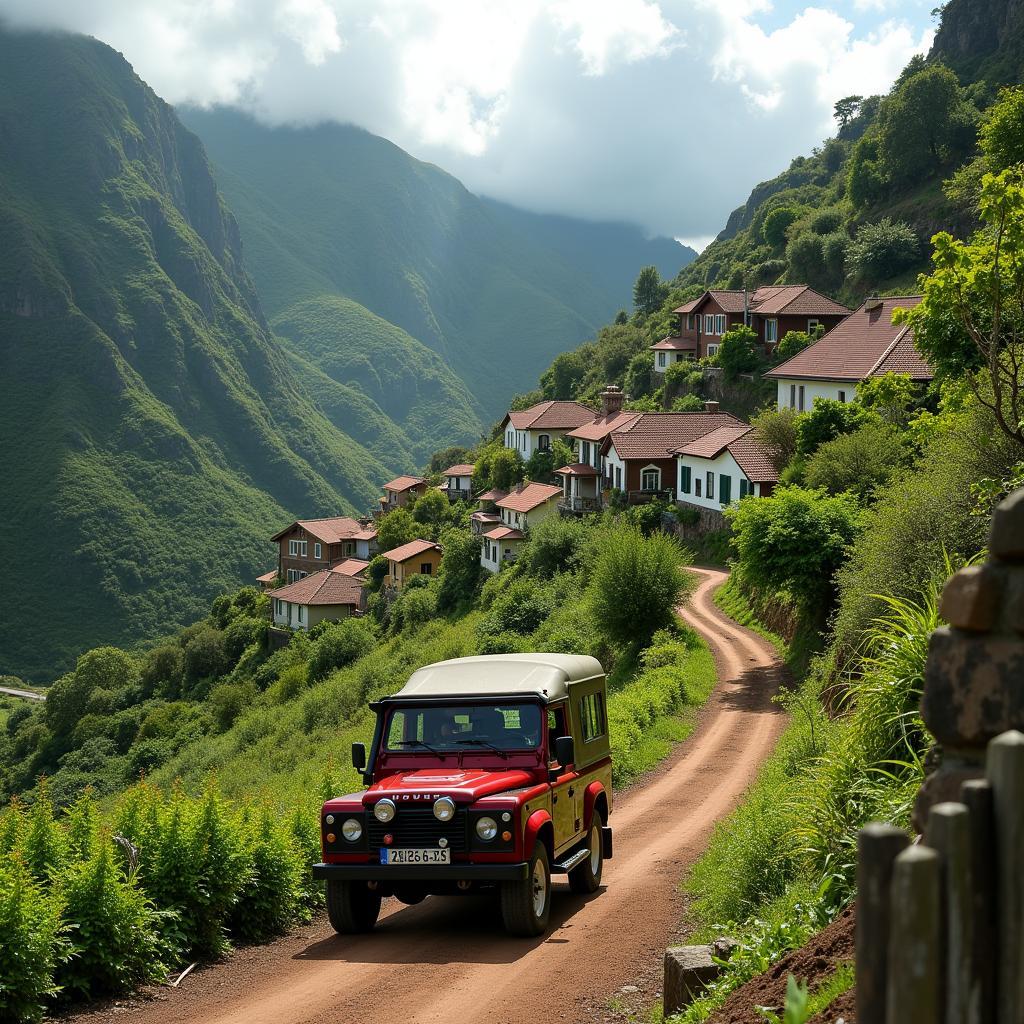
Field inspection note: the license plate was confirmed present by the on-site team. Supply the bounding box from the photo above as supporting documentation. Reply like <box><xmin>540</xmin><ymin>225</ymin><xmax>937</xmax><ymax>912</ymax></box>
<box><xmin>379</xmin><ymin>847</ymin><xmax>451</xmax><ymax>865</ymax></box>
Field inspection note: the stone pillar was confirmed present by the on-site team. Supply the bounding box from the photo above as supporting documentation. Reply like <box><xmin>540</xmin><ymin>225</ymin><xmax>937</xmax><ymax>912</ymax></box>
<box><xmin>914</xmin><ymin>487</ymin><xmax>1024</xmax><ymax>829</ymax></box>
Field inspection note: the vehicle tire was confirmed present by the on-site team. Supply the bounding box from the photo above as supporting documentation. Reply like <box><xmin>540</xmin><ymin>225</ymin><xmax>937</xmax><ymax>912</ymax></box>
<box><xmin>568</xmin><ymin>811</ymin><xmax>604</xmax><ymax>894</ymax></box>
<box><xmin>395</xmin><ymin>887</ymin><xmax>426</xmax><ymax>906</ymax></box>
<box><xmin>326</xmin><ymin>880</ymin><xmax>382</xmax><ymax>933</ymax></box>
<box><xmin>501</xmin><ymin>842</ymin><xmax>552</xmax><ymax>937</ymax></box>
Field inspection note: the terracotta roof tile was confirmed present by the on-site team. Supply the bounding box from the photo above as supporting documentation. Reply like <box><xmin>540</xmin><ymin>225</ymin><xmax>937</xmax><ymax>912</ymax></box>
<box><xmin>271</xmin><ymin>569</ymin><xmax>365</xmax><ymax>606</ymax></box>
<box><xmin>332</xmin><ymin>559</ymin><xmax>369</xmax><ymax>577</ymax></box>
<box><xmin>488</xmin><ymin>526</ymin><xmax>525</xmax><ymax>541</ymax></box>
<box><xmin>352</xmin><ymin>528</ymin><xmax>378</xmax><ymax>542</ymax></box>
<box><xmin>256</xmin><ymin>570</ymin><xmax>278</xmax><ymax>583</ymax></box>
<box><xmin>555</xmin><ymin>463</ymin><xmax>600</xmax><ymax>476</ymax></box>
<box><xmin>506</xmin><ymin>400</ymin><xmax>596</xmax><ymax>430</ymax></box>
<box><xmin>650</xmin><ymin>336</ymin><xmax>698</xmax><ymax>351</ymax></box>
<box><xmin>382</xmin><ymin>475</ymin><xmax>426</xmax><ymax>493</ymax></box>
<box><xmin>764</xmin><ymin>296</ymin><xmax>930</xmax><ymax>382</ymax></box>
<box><xmin>727</xmin><ymin>434</ymin><xmax>781</xmax><ymax>483</ymax></box>
<box><xmin>442</xmin><ymin>464</ymin><xmax>475</xmax><ymax>476</ymax></box>
<box><xmin>607</xmin><ymin>412</ymin><xmax>746</xmax><ymax>461</ymax></box>
<box><xmin>674</xmin><ymin>285</ymin><xmax>850</xmax><ymax>319</ymax></box>
<box><xmin>675</xmin><ymin>425</ymin><xmax>753</xmax><ymax>459</ymax></box>
<box><xmin>496</xmin><ymin>481</ymin><xmax>563</xmax><ymax>513</ymax></box>
<box><xmin>567</xmin><ymin>411</ymin><xmax>641</xmax><ymax>442</ymax></box>
<box><xmin>270</xmin><ymin>516</ymin><xmax>362</xmax><ymax>544</ymax></box>
<box><xmin>381</xmin><ymin>538</ymin><xmax>442</xmax><ymax>563</ymax></box>
<box><xmin>476</xmin><ymin>487</ymin><xmax>508</xmax><ymax>502</ymax></box>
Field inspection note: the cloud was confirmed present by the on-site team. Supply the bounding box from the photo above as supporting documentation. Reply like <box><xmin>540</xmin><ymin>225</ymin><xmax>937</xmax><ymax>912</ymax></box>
<box><xmin>0</xmin><ymin>0</ymin><xmax>933</xmax><ymax>238</ymax></box>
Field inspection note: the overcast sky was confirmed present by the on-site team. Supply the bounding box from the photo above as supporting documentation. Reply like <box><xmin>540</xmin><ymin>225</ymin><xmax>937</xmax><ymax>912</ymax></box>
<box><xmin>0</xmin><ymin>0</ymin><xmax>935</xmax><ymax>248</ymax></box>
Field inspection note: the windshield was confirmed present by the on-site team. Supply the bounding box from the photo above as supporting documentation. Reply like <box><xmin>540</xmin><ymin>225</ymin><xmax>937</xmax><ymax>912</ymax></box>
<box><xmin>384</xmin><ymin>703</ymin><xmax>543</xmax><ymax>752</ymax></box>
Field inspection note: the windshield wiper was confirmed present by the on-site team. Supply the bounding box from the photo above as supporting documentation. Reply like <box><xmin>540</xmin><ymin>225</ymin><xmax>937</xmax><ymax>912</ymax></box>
<box><xmin>457</xmin><ymin>739</ymin><xmax>509</xmax><ymax>759</ymax></box>
<box><xmin>394</xmin><ymin>739</ymin><xmax>446</xmax><ymax>759</ymax></box>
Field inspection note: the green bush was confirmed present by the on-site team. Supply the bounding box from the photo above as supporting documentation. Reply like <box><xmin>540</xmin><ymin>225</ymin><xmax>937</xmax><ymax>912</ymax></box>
<box><xmin>376</xmin><ymin>508</ymin><xmax>419</xmax><ymax>552</ymax></box>
<box><xmin>809</xmin><ymin>207</ymin><xmax>844</xmax><ymax>234</ymax></box>
<box><xmin>207</xmin><ymin>682</ymin><xmax>257</xmax><ymax>733</ymax></box>
<box><xmin>480</xmin><ymin>577</ymin><xmax>554</xmax><ymax>636</ymax></box>
<box><xmin>223</xmin><ymin>617</ymin><xmax>266</xmax><ymax>663</ymax></box>
<box><xmin>718</xmin><ymin>325</ymin><xmax>763</xmax><ymax>380</ymax></box>
<box><xmin>763</xmin><ymin>206</ymin><xmax>799</xmax><ymax>248</ymax></box>
<box><xmin>786</xmin><ymin>232</ymin><xmax>824</xmax><ymax>282</ymax></box>
<box><xmin>139</xmin><ymin>645</ymin><xmax>185</xmax><ymax>699</ymax></box>
<box><xmin>796</xmin><ymin>399</ymin><xmax>872</xmax><ymax>457</ymax></box>
<box><xmin>775</xmin><ymin>331</ymin><xmax>813</xmax><ymax>363</ymax></box>
<box><xmin>521</xmin><ymin>516</ymin><xmax>590</xmax><ymax>579</ymax></box>
<box><xmin>307</xmin><ymin>620</ymin><xmax>376</xmax><ymax>683</ymax></box>
<box><xmin>672</xmin><ymin>393</ymin><xmax>705</xmax><ymax>412</ymax></box>
<box><xmin>436</xmin><ymin>528</ymin><xmax>483</xmax><ymax>611</ymax></box>
<box><xmin>182</xmin><ymin>626</ymin><xmax>229</xmax><ymax>691</ymax></box>
<box><xmin>845</xmin><ymin>218</ymin><xmax>920</xmax><ymax>282</ymax></box>
<box><xmin>391</xmin><ymin>586</ymin><xmax>438</xmax><ymax>632</ymax></box>
<box><xmin>804</xmin><ymin>421</ymin><xmax>909</xmax><ymax>499</ymax></box>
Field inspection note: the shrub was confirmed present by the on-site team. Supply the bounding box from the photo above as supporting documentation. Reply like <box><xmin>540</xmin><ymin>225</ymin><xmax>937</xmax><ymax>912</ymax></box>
<box><xmin>480</xmin><ymin>577</ymin><xmax>554</xmax><ymax>637</ymax></box>
<box><xmin>139</xmin><ymin>645</ymin><xmax>184</xmax><ymax>699</ymax></box>
<box><xmin>411</xmin><ymin>489</ymin><xmax>450</xmax><ymax>536</ymax></box>
<box><xmin>786</xmin><ymin>232</ymin><xmax>824</xmax><ymax>281</ymax></box>
<box><xmin>366</xmin><ymin>554</ymin><xmax>389</xmax><ymax>591</ymax></box>
<box><xmin>0</xmin><ymin>858</ymin><xmax>64</xmax><ymax>1023</ymax></box>
<box><xmin>775</xmin><ymin>331</ymin><xmax>812</xmax><ymax>362</ymax></box>
<box><xmin>588</xmin><ymin>525</ymin><xmax>688</xmax><ymax>647</ymax></box>
<box><xmin>223</xmin><ymin>617</ymin><xmax>266</xmax><ymax>664</ymax></box>
<box><xmin>809</xmin><ymin>207</ymin><xmax>844</xmax><ymax>234</ymax></box>
<box><xmin>750</xmin><ymin>406</ymin><xmax>800</xmax><ymax>472</ymax></box>
<box><xmin>182</xmin><ymin>626</ymin><xmax>229</xmax><ymax>691</ymax></box>
<box><xmin>726</xmin><ymin>486</ymin><xmax>863</xmax><ymax>608</ymax></box>
<box><xmin>763</xmin><ymin>206</ymin><xmax>799</xmax><ymax>248</ymax></box>
<box><xmin>391</xmin><ymin>586</ymin><xmax>438</xmax><ymax>631</ymax></box>
<box><xmin>22</xmin><ymin>783</ymin><xmax>67</xmax><ymax>882</ymax></box>
<box><xmin>307</xmin><ymin>620</ymin><xmax>376</xmax><ymax>683</ymax></box>
<box><xmin>436</xmin><ymin>528</ymin><xmax>483</xmax><ymax>611</ymax></box>
<box><xmin>521</xmin><ymin>517</ymin><xmax>589</xmax><ymax>579</ymax></box>
<box><xmin>207</xmin><ymin>682</ymin><xmax>257</xmax><ymax>733</ymax></box>
<box><xmin>796</xmin><ymin>399</ymin><xmax>873</xmax><ymax>457</ymax></box>
<box><xmin>804</xmin><ymin>422</ymin><xmax>909</xmax><ymax>499</ymax></box>
<box><xmin>376</xmin><ymin>508</ymin><xmax>418</xmax><ymax>552</ymax></box>
<box><xmin>671</xmin><ymin>393</ymin><xmax>705</xmax><ymax>412</ymax></box>
<box><xmin>718</xmin><ymin>325</ymin><xmax>763</xmax><ymax>380</ymax></box>
<box><xmin>845</xmin><ymin>218</ymin><xmax>919</xmax><ymax>282</ymax></box>
<box><xmin>57</xmin><ymin>842</ymin><xmax>167</xmax><ymax>999</ymax></box>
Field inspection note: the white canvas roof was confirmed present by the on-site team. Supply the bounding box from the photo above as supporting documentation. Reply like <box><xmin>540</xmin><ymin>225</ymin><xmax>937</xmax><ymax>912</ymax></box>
<box><xmin>392</xmin><ymin>654</ymin><xmax>604</xmax><ymax>703</ymax></box>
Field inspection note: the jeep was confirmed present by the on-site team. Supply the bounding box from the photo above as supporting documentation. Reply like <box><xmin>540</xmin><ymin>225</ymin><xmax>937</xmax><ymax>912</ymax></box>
<box><xmin>312</xmin><ymin>653</ymin><xmax>613</xmax><ymax>936</ymax></box>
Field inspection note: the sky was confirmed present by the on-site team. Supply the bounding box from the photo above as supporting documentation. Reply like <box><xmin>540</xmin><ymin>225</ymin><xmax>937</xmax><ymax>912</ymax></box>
<box><xmin>0</xmin><ymin>0</ymin><xmax>937</xmax><ymax>249</ymax></box>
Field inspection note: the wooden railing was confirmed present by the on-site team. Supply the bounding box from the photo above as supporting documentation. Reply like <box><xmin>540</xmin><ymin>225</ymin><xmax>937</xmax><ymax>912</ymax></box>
<box><xmin>559</xmin><ymin>496</ymin><xmax>602</xmax><ymax>513</ymax></box>
<box><xmin>857</xmin><ymin>728</ymin><xmax>1024</xmax><ymax>1023</ymax></box>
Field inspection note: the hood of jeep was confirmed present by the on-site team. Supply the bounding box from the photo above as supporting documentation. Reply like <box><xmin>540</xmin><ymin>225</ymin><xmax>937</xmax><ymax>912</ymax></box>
<box><xmin>364</xmin><ymin>767</ymin><xmax>534</xmax><ymax>803</ymax></box>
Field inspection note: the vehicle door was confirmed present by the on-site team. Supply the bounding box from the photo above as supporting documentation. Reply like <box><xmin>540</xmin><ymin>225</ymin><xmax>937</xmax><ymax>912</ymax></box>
<box><xmin>547</xmin><ymin>703</ymin><xmax>582</xmax><ymax>853</ymax></box>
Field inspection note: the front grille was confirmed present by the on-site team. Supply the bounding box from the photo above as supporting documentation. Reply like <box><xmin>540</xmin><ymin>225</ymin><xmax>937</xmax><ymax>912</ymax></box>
<box><xmin>367</xmin><ymin>806</ymin><xmax>468</xmax><ymax>852</ymax></box>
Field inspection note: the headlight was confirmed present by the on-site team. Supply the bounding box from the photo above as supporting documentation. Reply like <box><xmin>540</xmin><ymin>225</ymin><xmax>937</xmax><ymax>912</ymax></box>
<box><xmin>476</xmin><ymin>816</ymin><xmax>498</xmax><ymax>841</ymax></box>
<box><xmin>325</xmin><ymin>814</ymin><xmax>335</xmax><ymax>825</ymax></box>
<box><xmin>433</xmin><ymin>797</ymin><xmax>456</xmax><ymax>822</ymax></box>
<box><xmin>341</xmin><ymin>818</ymin><xmax>363</xmax><ymax>842</ymax></box>
<box><xmin>374</xmin><ymin>799</ymin><xmax>396</xmax><ymax>823</ymax></box>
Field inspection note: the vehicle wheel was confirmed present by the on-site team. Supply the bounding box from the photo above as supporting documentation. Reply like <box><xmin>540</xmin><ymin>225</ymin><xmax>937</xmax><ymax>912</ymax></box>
<box><xmin>568</xmin><ymin>811</ymin><xmax>604</xmax><ymax>894</ymax></box>
<box><xmin>326</xmin><ymin>880</ymin><xmax>382</xmax><ymax>933</ymax></box>
<box><xmin>395</xmin><ymin>887</ymin><xmax>426</xmax><ymax>906</ymax></box>
<box><xmin>501</xmin><ymin>842</ymin><xmax>552</xmax><ymax>937</ymax></box>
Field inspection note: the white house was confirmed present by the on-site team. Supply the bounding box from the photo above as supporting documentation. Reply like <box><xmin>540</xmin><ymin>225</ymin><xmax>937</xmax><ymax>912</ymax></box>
<box><xmin>480</xmin><ymin>481</ymin><xmax>562</xmax><ymax>573</ymax></box>
<box><xmin>565</xmin><ymin>385</ymin><xmax>640</xmax><ymax>490</ymax></box>
<box><xmin>674</xmin><ymin>426</ymin><xmax>779</xmax><ymax>512</ymax></box>
<box><xmin>439</xmin><ymin>464</ymin><xmax>474</xmax><ymax>501</ymax></box>
<box><xmin>271</xmin><ymin>569</ymin><xmax>365</xmax><ymax>631</ymax></box>
<box><xmin>763</xmin><ymin>295</ymin><xmax>932</xmax><ymax>411</ymax></box>
<box><xmin>352</xmin><ymin>526</ymin><xmax>378</xmax><ymax>561</ymax></box>
<box><xmin>499</xmin><ymin>400</ymin><xmax>596</xmax><ymax>459</ymax></box>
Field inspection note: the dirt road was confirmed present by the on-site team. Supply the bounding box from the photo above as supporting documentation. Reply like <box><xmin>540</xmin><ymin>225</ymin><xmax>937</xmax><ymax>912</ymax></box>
<box><xmin>78</xmin><ymin>568</ymin><xmax>787</xmax><ymax>1024</ymax></box>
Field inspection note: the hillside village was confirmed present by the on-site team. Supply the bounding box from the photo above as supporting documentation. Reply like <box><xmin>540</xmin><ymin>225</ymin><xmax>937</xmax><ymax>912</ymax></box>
<box><xmin>259</xmin><ymin>287</ymin><xmax>934</xmax><ymax>639</ymax></box>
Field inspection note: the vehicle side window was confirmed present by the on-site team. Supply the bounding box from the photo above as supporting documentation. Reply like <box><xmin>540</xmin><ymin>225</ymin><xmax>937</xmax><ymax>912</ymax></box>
<box><xmin>579</xmin><ymin>692</ymin><xmax>606</xmax><ymax>743</ymax></box>
<box><xmin>547</xmin><ymin>705</ymin><xmax>568</xmax><ymax>758</ymax></box>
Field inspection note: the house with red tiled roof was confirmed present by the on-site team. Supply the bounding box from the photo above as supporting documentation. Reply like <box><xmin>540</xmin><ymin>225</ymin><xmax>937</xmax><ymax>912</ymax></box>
<box><xmin>379</xmin><ymin>475</ymin><xmax>429</xmax><ymax>513</ymax></box>
<box><xmin>674</xmin><ymin>426</ymin><xmax>779</xmax><ymax>518</ymax></box>
<box><xmin>351</xmin><ymin>526</ymin><xmax>379</xmax><ymax>561</ymax></box>
<box><xmin>381</xmin><ymin>538</ymin><xmax>443</xmax><ymax>589</ymax></box>
<box><xmin>470</xmin><ymin>487</ymin><xmax>507</xmax><ymax>537</ymax></box>
<box><xmin>653</xmin><ymin>285</ymin><xmax>851</xmax><ymax>370</ymax></box>
<box><xmin>601</xmin><ymin>406</ymin><xmax>746</xmax><ymax>502</ymax></box>
<box><xmin>481</xmin><ymin>481</ymin><xmax>563</xmax><ymax>572</ymax></box>
<box><xmin>439</xmin><ymin>464</ymin><xmax>475</xmax><ymax>502</ymax></box>
<box><xmin>332</xmin><ymin>558</ymin><xmax>370</xmax><ymax>578</ymax></box>
<box><xmin>499</xmin><ymin>400</ymin><xmax>596</xmax><ymax>459</ymax></box>
<box><xmin>270</xmin><ymin>516</ymin><xmax>367</xmax><ymax>583</ymax></box>
<box><xmin>763</xmin><ymin>296</ymin><xmax>932</xmax><ymax>411</ymax></box>
<box><xmin>270</xmin><ymin>569</ymin><xmax>366</xmax><ymax>631</ymax></box>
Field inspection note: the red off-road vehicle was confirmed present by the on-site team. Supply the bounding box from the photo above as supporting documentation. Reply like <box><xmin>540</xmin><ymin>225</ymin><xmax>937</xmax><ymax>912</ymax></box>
<box><xmin>313</xmin><ymin>653</ymin><xmax>613</xmax><ymax>936</ymax></box>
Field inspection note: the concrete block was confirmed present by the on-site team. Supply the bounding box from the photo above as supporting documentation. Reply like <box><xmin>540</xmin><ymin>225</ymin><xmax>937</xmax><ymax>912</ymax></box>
<box><xmin>664</xmin><ymin>945</ymin><xmax>720</xmax><ymax>1015</ymax></box>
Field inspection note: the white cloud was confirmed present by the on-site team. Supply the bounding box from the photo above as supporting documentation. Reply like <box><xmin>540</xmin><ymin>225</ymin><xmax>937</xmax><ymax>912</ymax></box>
<box><xmin>0</xmin><ymin>0</ymin><xmax>933</xmax><ymax>238</ymax></box>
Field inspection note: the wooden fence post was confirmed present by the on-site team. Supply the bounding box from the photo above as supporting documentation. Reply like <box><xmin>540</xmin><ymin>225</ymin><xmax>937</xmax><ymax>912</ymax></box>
<box><xmin>858</xmin><ymin>822</ymin><xmax>909</xmax><ymax>1023</ymax></box>
<box><xmin>987</xmin><ymin>730</ymin><xmax>1024</xmax><ymax>1024</ymax></box>
<box><xmin>961</xmin><ymin>778</ymin><xmax>996</xmax><ymax>1024</ymax></box>
<box><xmin>925</xmin><ymin>802</ymin><xmax>972</xmax><ymax>1024</ymax></box>
<box><xmin>887</xmin><ymin>844</ymin><xmax>942</xmax><ymax>1024</ymax></box>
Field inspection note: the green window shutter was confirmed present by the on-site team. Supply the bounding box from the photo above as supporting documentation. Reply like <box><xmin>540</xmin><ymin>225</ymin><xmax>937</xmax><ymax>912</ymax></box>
<box><xmin>739</xmin><ymin>479</ymin><xmax>748</xmax><ymax>498</ymax></box>
<box><xmin>720</xmin><ymin>474</ymin><xmax>732</xmax><ymax>505</ymax></box>
<box><xmin>680</xmin><ymin>465</ymin><xmax>691</xmax><ymax>494</ymax></box>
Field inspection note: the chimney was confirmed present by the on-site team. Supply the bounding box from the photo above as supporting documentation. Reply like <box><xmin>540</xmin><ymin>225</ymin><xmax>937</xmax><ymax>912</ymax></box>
<box><xmin>865</xmin><ymin>295</ymin><xmax>883</xmax><ymax>312</ymax></box>
<box><xmin>704</xmin><ymin>400</ymin><xmax>720</xmax><ymax>414</ymax></box>
<box><xmin>515</xmin><ymin>480</ymin><xmax>526</xmax><ymax>493</ymax></box>
<box><xmin>601</xmin><ymin>384</ymin><xmax>624</xmax><ymax>417</ymax></box>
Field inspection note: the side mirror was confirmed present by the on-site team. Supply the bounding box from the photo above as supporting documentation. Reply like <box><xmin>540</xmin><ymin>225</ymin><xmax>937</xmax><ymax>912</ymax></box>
<box><xmin>351</xmin><ymin>742</ymin><xmax>366</xmax><ymax>773</ymax></box>
<box><xmin>554</xmin><ymin>735</ymin><xmax>575</xmax><ymax>770</ymax></box>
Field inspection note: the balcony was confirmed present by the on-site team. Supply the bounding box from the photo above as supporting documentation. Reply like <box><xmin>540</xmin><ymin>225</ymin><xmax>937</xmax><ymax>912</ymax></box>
<box><xmin>559</xmin><ymin>496</ymin><xmax>602</xmax><ymax>515</ymax></box>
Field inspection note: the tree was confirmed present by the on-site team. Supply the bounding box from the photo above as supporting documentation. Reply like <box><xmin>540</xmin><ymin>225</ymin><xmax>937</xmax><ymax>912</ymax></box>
<box><xmin>428</xmin><ymin>446</ymin><xmax>472</xmax><ymax>474</ymax></box>
<box><xmin>307</xmin><ymin>620</ymin><xmax>376</xmax><ymax>682</ymax></box>
<box><xmin>897</xmin><ymin>169</ymin><xmax>1024</xmax><ymax>446</ymax></box>
<box><xmin>588</xmin><ymin>526</ymin><xmax>686</xmax><ymax>647</ymax></box>
<box><xmin>623</xmin><ymin>352</ymin><xmax>653</xmax><ymax>400</ymax></box>
<box><xmin>855</xmin><ymin>372</ymin><xmax>920</xmax><ymax>426</ymax></box>
<box><xmin>750</xmin><ymin>406</ymin><xmax>800</xmax><ymax>473</ymax></box>
<box><xmin>521</xmin><ymin>516</ymin><xmax>590</xmax><ymax>579</ymax></box>
<box><xmin>848</xmin><ymin>134</ymin><xmax>888</xmax><ymax>207</ymax></box>
<box><xmin>436</xmin><ymin>528</ymin><xmax>483</xmax><ymax>612</ymax></box>
<box><xmin>804</xmin><ymin>422</ymin><xmax>909</xmax><ymax>499</ymax></box>
<box><xmin>633</xmin><ymin>266</ymin><xmax>669</xmax><ymax>318</ymax></box>
<box><xmin>797</xmin><ymin>399</ymin><xmax>873</xmax><ymax>457</ymax></box>
<box><xmin>376</xmin><ymin>507</ymin><xmax>419</xmax><ymax>552</ymax></box>
<box><xmin>786</xmin><ymin>232</ymin><xmax>825</xmax><ymax>282</ymax></box>
<box><xmin>763</xmin><ymin>207</ymin><xmax>799</xmax><ymax>249</ymax></box>
<box><xmin>834</xmin><ymin>95</ymin><xmax>863</xmax><ymax>130</ymax></box>
<box><xmin>725</xmin><ymin>487</ymin><xmax>863</xmax><ymax>608</ymax></box>
<box><xmin>46</xmin><ymin>648</ymin><xmax>138</xmax><ymax>739</ymax></box>
<box><xmin>718</xmin><ymin>325</ymin><xmax>763</xmax><ymax>380</ymax></box>
<box><xmin>775</xmin><ymin>331</ymin><xmax>813</xmax><ymax>362</ymax></box>
<box><xmin>845</xmin><ymin>218</ymin><xmax>920</xmax><ymax>282</ymax></box>
<box><xmin>540</xmin><ymin>350</ymin><xmax>589</xmax><ymax>400</ymax></box>
<box><xmin>474</xmin><ymin>444</ymin><xmax>524</xmax><ymax>492</ymax></box>
<box><xmin>672</xmin><ymin>394</ymin><xmax>705</xmax><ymax>411</ymax></box>
<box><xmin>979</xmin><ymin>86</ymin><xmax>1024</xmax><ymax>173</ymax></box>
<box><xmin>411</xmin><ymin>489</ymin><xmax>450</xmax><ymax>538</ymax></box>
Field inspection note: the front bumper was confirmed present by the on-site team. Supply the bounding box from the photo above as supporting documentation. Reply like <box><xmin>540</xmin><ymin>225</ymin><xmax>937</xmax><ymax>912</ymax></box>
<box><xmin>313</xmin><ymin>861</ymin><xmax>529</xmax><ymax>882</ymax></box>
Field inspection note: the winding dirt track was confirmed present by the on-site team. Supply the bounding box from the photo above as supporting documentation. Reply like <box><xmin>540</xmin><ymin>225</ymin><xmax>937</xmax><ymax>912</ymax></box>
<box><xmin>77</xmin><ymin>568</ymin><xmax>787</xmax><ymax>1024</ymax></box>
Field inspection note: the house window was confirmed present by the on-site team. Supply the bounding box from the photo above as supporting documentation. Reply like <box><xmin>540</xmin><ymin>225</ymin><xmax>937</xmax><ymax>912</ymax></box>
<box><xmin>808</xmin><ymin>319</ymin><xmax>821</xmax><ymax>335</ymax></box>
<box><xmin>507</xmin><ymin>431</ymin><xmax>514</xmax><ymax>447</ymax></box>
<box><xmin>687</xmin><ymin>314</ymin><xmax>694</xmax><ymax>330</ymax></box>
<box><xmin>679</xmin><ymin>464</ymin><xmax>692</xmax><ymax>494</ymax></box>
<box><xmin>715</xmin><ymin>314</ymin><xmax>726</xmax><ymax>335</ymax></box>
<box><xmin>615</xmin><ymin>466</ymin><xmax>622</xmax><ymax>490</ymax></box>
<box><xmin>288</xmin><ymin>539</ymin><xmax>299</xmax><ymax>556</ymax></box>
<box><xmin>538</xmin><ymin>434</ymin><xmax>550</xmax><ymax>451</ymax></box>
<box><xmin>641</xmin><ymin>467</ymin><xmax>660</xmax><ymax>492</ymax></box>
<box><xmin>695</xmin><ymin>477</ymin><xmax>702</xmax><ymax>497</ymax></box>
<box><xmin>838</xmin><ymin>390</ymin><xmax>846</xmax><ymax>403</ymax></box>
<box><xmin>695</xmin><ymin>315</ymin><xmax>701</xmax><ymax>335</ymax></box>
<box><xmin>314</xmin><ymin>542</ymin><xmax>322</xmax><ymax>560</ymax></box>
<box><xmin>739</xmin><ymin>479</ymin><xmax>750</xmax><ymax>498</ymax></box>
<box><xmin>287</xmin><ymin>569</ymin><xmax>301</xmax><ymax>583</ymax></box>
<box><xmin>798</xmin><ymin>385</ymin><xmax>806</xmax><ymax>412</ymax></box>
<box><xmin>658</xmin><ymin>352</ymin><xmax>667</xmax><ymax>368</ymax></box>
<box><xmin>765</xmin><ymin>319</ymin><xmax>778</xmax><ymax>344</ymax></box>
<box><xmin>580</xmin><ymin>692</ymin><xmax>606</xmax><ymax>742</ymax></box>
<box><xmin>706</xmin><ymin>472</ymin><xmax>715</xmax><ymax>500</ymax></box>
<box><xmin>704</xmin><ymin>314</ymin><xmax>714</xmax><ymax>334</ymax></box>
<box><xmin>297</xmin><ymin>605</ymin><xmax>306</xmax><ymax>625</ymax></box>
<box><xmin>707</xmin><ymin>344</ymin><xmax>719</xmax><ymax>357</ymax></box>
<box><xmin>420</xmin><ymin>562</ymin><xmax>433</xmax><ymax>575</ymax></box>
<box><xmin>581</xmin><ymin>441</ymin><xmax>591</xmax><ymax>464</ymax></box>
<box><xmin>790</xmin><ymin>384</ymin><xmax>797</xmax><ymax>408</ymax></box>
<box><xmin>719</xmin><ymin>474</ymin><xmax>732</xmax><ymax>506</ymax></box>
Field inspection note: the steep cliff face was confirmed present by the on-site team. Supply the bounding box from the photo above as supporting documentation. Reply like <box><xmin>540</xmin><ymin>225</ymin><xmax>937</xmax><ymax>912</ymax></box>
<box><xmin>930</xmin><ymin>0</ymin><xmax>1024</xmax><ymax>84</ymax></box>
<box><xmin>0</xmin><ymin>28</ymin><xmax>392</xmax><ymax>679</ymax></box>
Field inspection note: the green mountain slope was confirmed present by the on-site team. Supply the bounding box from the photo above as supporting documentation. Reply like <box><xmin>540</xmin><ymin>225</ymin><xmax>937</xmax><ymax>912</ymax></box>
<box><xmin>0</xmin><ymin>29</ymin><xmax>398</xmax><ymax>680</ymax></box>
<box><xmin>178</xmin><ymin>107</ymin><xmax>693</xmax><ymax>419</ymax></box>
